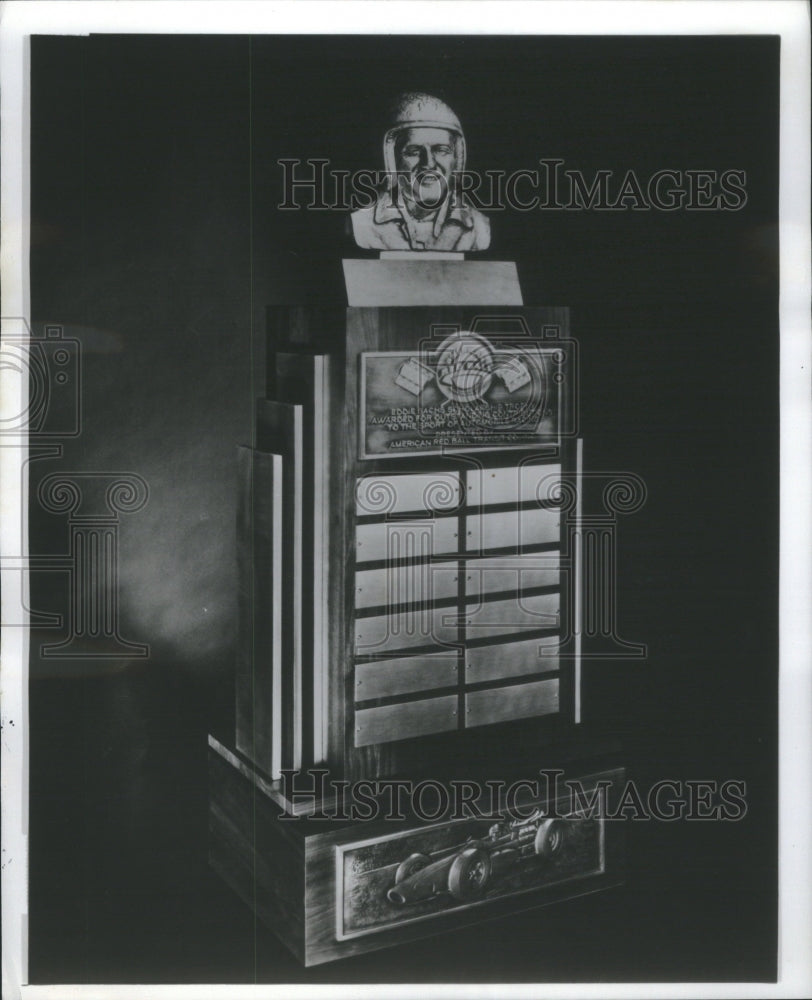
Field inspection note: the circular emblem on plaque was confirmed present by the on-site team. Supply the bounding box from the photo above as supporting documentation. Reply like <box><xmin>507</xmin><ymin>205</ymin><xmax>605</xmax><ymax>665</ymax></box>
<box><xmin>434</xmin><ymin>332</ymin><xmax>495</xmax><ymax>403</ymax></box>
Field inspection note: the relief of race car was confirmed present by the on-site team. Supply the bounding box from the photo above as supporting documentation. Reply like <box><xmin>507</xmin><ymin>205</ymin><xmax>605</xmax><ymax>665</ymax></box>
<box><xmin>386</xmin><ymin>809</ymin><xmax>576</xmax><ymax>906</ymax></box>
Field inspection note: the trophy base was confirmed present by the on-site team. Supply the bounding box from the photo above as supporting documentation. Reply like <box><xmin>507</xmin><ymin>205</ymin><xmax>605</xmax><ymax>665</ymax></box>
<box><xmin>208</xmin><ymin>734</ymin><xmax>626</xmax><ymax>967</ymax></box>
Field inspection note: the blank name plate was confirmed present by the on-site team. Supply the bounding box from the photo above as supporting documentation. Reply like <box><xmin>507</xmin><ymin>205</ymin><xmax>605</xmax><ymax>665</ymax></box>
<box><xmin>356</xmin><ymin>517</ymin><xmax>461</xmax><ymax>564</ymax></box>
<box><xmin>354</xmin><ymin>694</ymin><xmax>459</xmax><ymax>747</ymax></box>
<box><xmin>355</xmin><ymin>604</ymin><xmax>462</xmax><ymax>654</ymax></box>
<box><xmin>465</xmin><ymin>677</ymin><xmax>559</xmax><ymax>728</ymax></box>
<box><xmin>355</xmin><ymin>562</ymin><xmax>459</xmax><ymax>610</ymax></box>
<box><xmin>467</xmin><ymin>508</ymin><xmax>560</xmax><ymax>553</ymax></box>
<box><xmin>464</xmin><ymin>554</ymin><xmax>559</xmax><ymax>597</ymax></box>
<box><xmin>461</xmin><ymin>592</ymin><xmax>559</xmax><ymax>639</ymax></box>
<box><xmin>467</xmin><ymin>463</ymin><xmax>562</xmax><ymax>507</ymax></box>
<box><xmin>466</xmin><ymin>636</ymin><xmax>561</xmax><ymax>684</ymax></box>
<box><xmin>355</xmin><ymin>653</ymin><xmax>459</xmax><ymax>701</ymax></box>
<box><xmin>356</xmin><ymin>473</ymin><xmax>462</xmax><ymax>516</ymax></box>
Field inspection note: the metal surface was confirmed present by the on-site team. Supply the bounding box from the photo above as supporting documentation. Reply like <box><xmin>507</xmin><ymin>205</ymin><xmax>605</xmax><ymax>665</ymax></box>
<box><xmin>463</xmin><ymin>554</ymin><xmax>559</xmax><ymax>597</ymax></box>
<box><xmin>355</xmin><ymin>562</ymin><xmax>459</xmax><ymax>610</ymax></box>
<box><xmin>344</xmin><ymin>261</ymin><xmax>522</xmax><ymax>305</ymax></box>
<box><xmin>354</xmin><ymin>694</ymin><xmax>459</xmax><ymax>747</ymax></box>
<box><xmin>465</xmin><ymin>636</ymin><xmax>560</xmax><ymax>685</ymax></box>
<box><xmin>355</xmin><ymin>604</ymin><xmax>462</xmax><ymax>654</ymax></box>
<box><xmin>465</xmin><ymin>677</ymin><xmax>559</xmax><ymax>728</ymax></box>
<box><xmin>461</xmin><ymin>592</ymin><xmax>559</xmax><ymax>639</ymax></box>
<box><xmin>575</xmin><ymin>438</ymin><xmax>582</xmax><ymax>724</ymax></box>
<box><xmin>334</xmin><ymin>776</ymin><xmax>611</xmax><ymax>940</ymax></box>
<box><xmin>356</xmin><ymin>473</ymin><xmax>462</xmax><ymax>517</ymax></box>
<box><xmin>467</xmin><ymin>508</ymin><xmax>560</xmax><ymax>553</ymax></box>
<box><xmin>359</xmin><ymin>341</ymin><xmax>559</xmax><ymax>459</ymax></box>
<box><xmin>466</xmin><ymin>463</ymin><xmax>561</xmax><ymax>507</ymax></box>
<box><xmin>356</xmin><ymin>517</ymin><xmax>461</xmax><ymax>564</ymax></box>
<box><xmin>355</xmin><ymin>653</ymin><xmax>459</xmax><ymax>701</ymax></box>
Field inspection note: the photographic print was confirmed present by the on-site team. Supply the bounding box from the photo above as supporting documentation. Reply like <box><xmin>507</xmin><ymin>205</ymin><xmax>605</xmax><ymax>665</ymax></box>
<box><xmin>1</xmin><ymin>2</ymin><xmax>809</xmax><ymax>997</ymax></box>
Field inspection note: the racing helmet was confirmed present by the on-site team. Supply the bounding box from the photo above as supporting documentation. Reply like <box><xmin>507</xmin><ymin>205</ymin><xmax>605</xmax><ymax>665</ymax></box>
<box><xmin>382</xmin><ymin>92</ymin><xmax>467</xmax><ymax>178</ymax></box>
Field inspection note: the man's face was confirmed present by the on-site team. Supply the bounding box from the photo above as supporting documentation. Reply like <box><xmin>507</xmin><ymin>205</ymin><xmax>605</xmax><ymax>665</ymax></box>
<box><xmin>395</xmin><ymin>126</ymin><xmax>457</xmax><ymax>178</ymax></box>
<box><xmin>394</xmin><ymin>127</ymin><xmax>457</xmax><ymax>210</ymax></box>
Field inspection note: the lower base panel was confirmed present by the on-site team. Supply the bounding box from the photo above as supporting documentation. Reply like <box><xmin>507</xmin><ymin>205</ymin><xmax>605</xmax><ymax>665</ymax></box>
<box><xmin>208</xmin><ymin>736</ymin><xmax>625</xmax><ymax>966</ymax></box>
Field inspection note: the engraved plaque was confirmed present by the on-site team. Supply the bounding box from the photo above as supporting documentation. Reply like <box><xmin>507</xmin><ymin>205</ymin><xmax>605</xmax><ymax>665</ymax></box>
<box><xmin>354</xmin><ymin>694</ymin><xmax>459</xmax><ymax>747</ymax></box>
<box><xmin>335</xmin><ymin>776</ymin><xmax>612</xmax><ymax>940</ymax></box>
<box><xmin>465</xmin><ymin>677</ymin><xmax>559</xmax><ymax>727</ymax></box>
<box><xmin>464</xmin><ymin>554</ymin><xmax>559</xmax><ymax>597</ymax></box>
<box><xmin>467</xmin><ymin>462</ymin><xmax>562</xmax><ymax>507</ymax></box>
<box><xmin>465</xmin><ymin>636</ymin><xmax>561</xmax><ymax>685</ymax></box>
<box><xmin>355</xmin><ymin>562</ymin><xmax>459</xmax><ymax>610</ymax></box>
<box><xmin>355</xmin><ymin>604</ymin><xmax>462</xmax><ymax>655</ymax></box>
<box><xmin>356</xmin><ymin>473</ymin><xmax>462</xmax><ymax>516</ymax></box>
<box><xmin>355</xmin><ymin>653</ymin><xmax>459</xmax><ymax>701</ymax></box>
<box><xmin>360</xmin><ymin>341</ymin><xmax>561</xmax><ymax>459</ymax></box>
<box><xmin>356</xmin><ymin>517</ymin><xmax>461</xmax><ymax>564</ymax></box>
<box><xmin>461</xmin><ymin>592</ymin><xmax>559</xmax><ymax>639</ymax></box>
<box><xmin>467</xmin><ymin>508</ymin><xmax>560</xmax><ymax>553</ymax></box>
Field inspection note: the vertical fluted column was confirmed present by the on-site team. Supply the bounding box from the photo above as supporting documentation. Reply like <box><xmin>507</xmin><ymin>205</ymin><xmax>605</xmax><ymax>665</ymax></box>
<box><xmin>539</xmin><ymin>470</ymin><xmax>647</xmax><ymax>661</ymax></box>
<box><xmin>37</xmin><ymin>473</ymin><xmax>149</xmax><ymax>659</ymax></box>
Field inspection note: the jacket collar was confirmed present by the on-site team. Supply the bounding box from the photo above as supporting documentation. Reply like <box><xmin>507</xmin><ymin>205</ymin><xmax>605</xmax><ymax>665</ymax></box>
<box><xmin>373</xmin><ymin>187</ymin><xmax>475</xmax><ymax>232</ymax></box>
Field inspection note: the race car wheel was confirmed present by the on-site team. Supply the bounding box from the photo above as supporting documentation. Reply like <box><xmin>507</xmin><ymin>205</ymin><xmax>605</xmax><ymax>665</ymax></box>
<box><xmin>394</xmin><ymin>852</ymin><xmax>431</xmax><ymax>884</ymax></box>
<box><xmin>533</xmin><ymin>818</ymin><xmax>567</xmax><ymax>858</ymax></box>
<box><xmin>447</xmin><ymin>846</ymin><xmax>492</xmax><ymax>901</ymax></box>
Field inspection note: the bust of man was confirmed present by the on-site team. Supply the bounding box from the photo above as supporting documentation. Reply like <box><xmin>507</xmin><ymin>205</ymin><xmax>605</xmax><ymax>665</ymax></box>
<box><xmin>350</xmin><ymin>92</ymin><xmax>490</xmax><ymax>252</ymax></box>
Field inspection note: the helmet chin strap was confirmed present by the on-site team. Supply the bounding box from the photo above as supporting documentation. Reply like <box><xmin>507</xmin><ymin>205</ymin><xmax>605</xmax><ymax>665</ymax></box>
<box><xmin>397</xmin><ymin>173</ymin><xmax>454</xmax><ymax>237</ymax></box>
<box><xmin>432</xmin><ymin>191</ymin><xmax>453</xmax><ymax>239</ymax></box>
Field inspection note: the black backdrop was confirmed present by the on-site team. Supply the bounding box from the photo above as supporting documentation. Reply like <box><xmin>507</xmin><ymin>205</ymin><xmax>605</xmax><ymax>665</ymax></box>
<box><xmin>29</xmin><ymin>34</ymin><xmax>778</xmax><ymax>983</ymax></box>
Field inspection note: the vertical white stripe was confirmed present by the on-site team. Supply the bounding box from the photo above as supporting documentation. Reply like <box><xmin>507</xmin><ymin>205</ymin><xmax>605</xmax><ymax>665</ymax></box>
<box><xmin>574</xmin><ymin>438</ymin><xmax>582</xmax><ymax>724</ymax></box>
<box><xmin>291</xmin><ymin>408</ymin><xmax>303</xmax><ymax>768</ymax></box>
<box><xmin>0</xmin><ymin>27</ymin><xmax>30</xmax><ymax>995</ymax></box>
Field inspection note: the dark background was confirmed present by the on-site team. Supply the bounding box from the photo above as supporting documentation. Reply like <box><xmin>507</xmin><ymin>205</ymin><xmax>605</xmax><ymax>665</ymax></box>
<box><xmin>29</xmin><ymin>35</ymin><xmax>778</xmax><ymax>982</ymax></box>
